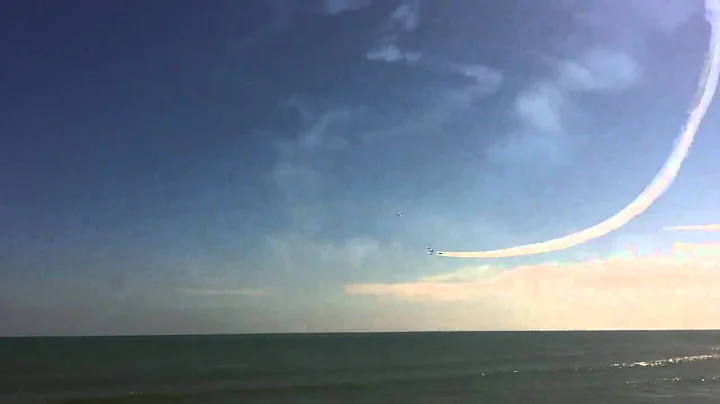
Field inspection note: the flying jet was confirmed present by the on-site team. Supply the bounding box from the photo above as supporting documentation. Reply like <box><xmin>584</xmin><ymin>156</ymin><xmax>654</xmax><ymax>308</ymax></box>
<box><xmin>396</xmin><ymin>212</ymin><xmax>403</xmax><ymax>217</ymax></box>
<box><xmin>427</xmin><ymin>247</ymin><xmax>435</xmax><ymax>255</ymax></box>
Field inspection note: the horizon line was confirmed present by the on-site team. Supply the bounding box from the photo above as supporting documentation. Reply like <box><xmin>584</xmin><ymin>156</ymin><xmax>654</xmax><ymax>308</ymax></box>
<box><xmin>2</xmin><ymin>329</ymin><xmax>720</xmax><ymax>338</ymax></box>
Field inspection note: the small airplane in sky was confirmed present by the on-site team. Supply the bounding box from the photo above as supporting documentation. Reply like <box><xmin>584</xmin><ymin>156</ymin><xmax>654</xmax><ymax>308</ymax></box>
<box><xmin>427</xmin><ymin>247</ymin><xmax>436</xmax><ymax>255</ymax></box>
<box><xmin>396</xmin><ymin>212</ymin><xmax>403</xmax><ymax>217</ymax></box>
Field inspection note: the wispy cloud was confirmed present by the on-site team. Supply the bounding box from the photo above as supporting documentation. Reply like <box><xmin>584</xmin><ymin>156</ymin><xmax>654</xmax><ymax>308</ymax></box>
<box><xmin>267</xmin><ymin>71</ymin><xmax>504</xmax><ymax>235</ymax></box>
<box><xmin>269</xmin><ymin>101</ymin><xmax>358</xmax><ymax>233</ymax></box>
<box><xmin>322</xmin><ymin>0</ymin><xmax>373</xmax><ymax>15</ymax></box>
<box><xmin>363</xmin><ymin>3</ymin><xmax>643</xmax><ymax>171</ymax></box>
<box><xmin>365</xmin><ymin>0</ymin><xmax>422</xmax><ymax>62</ymax></box>
<box><xmin>345</xmin><ymin>243</ymin><xmax>720</xmax><ymax>330</ymax></box>
<box><xmin>555</xmin><ymin>48</ymin><xmax>640</xmax><ymax>93</ymax></box>
<box><xmin>482</xmin><ymin>0</ymin><xmax>703</xmax><ymax>171</ymax></box>
<box><xmin>366</xmin><ymin>43</ymin><xmax>421</xmax><ymax>63</ymax></box>
<box><xmin>240</xmin><ymin>0</ymin><xmax>377</xmax><ymax>51</ymax></box>
<box><xmin>364</xmin><ymin>1</ymin><xmax>503</xmax><ymax>92</ymax></box>
<box><xmin>366</xmin><ymin>45</ymin><xmax>504</xmax><ymax>97</ymax></box>
<box><xmin>389</xmin><ymin>0</ymin><xmax>420</xmax><ymax>32</ymax></box>
<box><xmin>362</xmin><ymin>3</ymin><xmax>505</xmax><ymax>145</ymax></box>
<box><xmin>576</xmin><ymin>0</ymin><xmax>701</xmax><ymax>38</ymax></box>
<box><xmin>453</xmin><ymin>64</ymin><xmax>504</xmax><ymax>87</ymax></box>
<box><xmin>486</xmin><ymin>46</ymin><xmax>641</xmax><ymax>168</ymax></box>
<box><xmin>376</xmin><ymin>0</ymin><xmax>421</xmax><ymax>35</ymax></box>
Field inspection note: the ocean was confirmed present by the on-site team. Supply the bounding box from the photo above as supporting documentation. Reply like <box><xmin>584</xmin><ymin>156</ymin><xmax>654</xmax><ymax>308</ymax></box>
<box><xmin>1</xmin><ymin>331</ymin><xmax>719</xmax><ymax>403</ymax></box>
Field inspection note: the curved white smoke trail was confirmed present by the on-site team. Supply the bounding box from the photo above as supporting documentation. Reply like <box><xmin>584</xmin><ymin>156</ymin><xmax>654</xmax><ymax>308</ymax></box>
<box><xmin>438</xmin><ymin>1</ymin><xmax>720</xmax><ymax>259</ymax></box>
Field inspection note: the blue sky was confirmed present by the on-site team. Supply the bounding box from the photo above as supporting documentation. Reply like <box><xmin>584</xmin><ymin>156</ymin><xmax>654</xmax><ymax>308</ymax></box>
<box><xmin>2</xmin><ymin>0</ymin><xmax>720</xmax><ymax>335</ymax></box>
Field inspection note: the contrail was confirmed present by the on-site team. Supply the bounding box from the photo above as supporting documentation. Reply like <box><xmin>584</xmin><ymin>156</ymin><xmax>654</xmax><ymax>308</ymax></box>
<box><xmin>663</xmin><ymin>224</ymin><xmax>720</xmax><ymax>232</ymax></box>
<box><xmin>437</xmin><ymin>1</ymin><xmax>720</xmax><ymax>259</ymax></box>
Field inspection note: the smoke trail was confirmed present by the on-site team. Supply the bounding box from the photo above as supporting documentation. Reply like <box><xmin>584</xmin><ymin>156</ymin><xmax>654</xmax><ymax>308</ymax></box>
<box><xmin>663</xmin><ymin>224</ymin><xmax>720</xmax><ymax>231</ymax></box>
<box><xmin>437</xmin><ymin>1</ymin><xmax>720</xmax><ymax>259</ymax></box>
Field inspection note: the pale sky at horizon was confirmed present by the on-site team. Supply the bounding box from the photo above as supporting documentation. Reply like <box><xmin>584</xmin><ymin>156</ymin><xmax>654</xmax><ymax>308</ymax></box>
<box><xmin>2</xmin><ymin>0</ymin><xmax>720</xmax><ymax>336</ymax></box>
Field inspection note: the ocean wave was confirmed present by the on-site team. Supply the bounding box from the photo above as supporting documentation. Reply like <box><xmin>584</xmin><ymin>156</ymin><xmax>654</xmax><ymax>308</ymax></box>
<box><xmin>608</xmin><ymin>353</ymin><xmax>720</xmax><ymax>370</ymax></box>
<box><xmin>627</xmin><ymin>375</ymin><xmax>720</xmax><ymax>386</ymax></box>
<box><xmin>209</xmin><ymin>350</ymin><xmax>720</xmax><ymax>378</ymax></box>
<box><xmin>42</xmin><ymin>350</ymin><xmax>720</xmax><ymax>403</ymax></box>
<box><xmin>625</xmin><ymin>374</ymin><xmax>720</xmax><ymax>399</ymax></box>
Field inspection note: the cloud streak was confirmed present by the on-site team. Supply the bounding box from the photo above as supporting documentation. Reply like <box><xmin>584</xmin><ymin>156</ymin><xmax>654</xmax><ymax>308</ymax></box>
<box><xmin>663</xmin><ymin>224</ymin><xmax>720</xmax><ymax>232</ymax></box>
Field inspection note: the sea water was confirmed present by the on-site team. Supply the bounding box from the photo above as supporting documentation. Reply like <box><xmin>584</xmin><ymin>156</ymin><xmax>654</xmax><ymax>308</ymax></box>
<box><xmin>1</xmin><ymin>331</ymin><xmax>719</xmax><ymax>403</ymax></box>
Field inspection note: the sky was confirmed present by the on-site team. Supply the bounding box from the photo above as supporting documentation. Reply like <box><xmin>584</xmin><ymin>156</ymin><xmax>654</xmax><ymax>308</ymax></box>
<box><xmin>1</xmin><ymin>0</ymin><xmax>720</xmax><ymax>336</ymax></box>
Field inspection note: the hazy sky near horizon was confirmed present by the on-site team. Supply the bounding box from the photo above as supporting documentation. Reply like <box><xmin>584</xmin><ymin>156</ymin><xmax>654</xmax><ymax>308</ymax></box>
<box><xmin>2</xmin><ymin>0</ymin><xmax>720</xmax><ymax>336</ymax></box>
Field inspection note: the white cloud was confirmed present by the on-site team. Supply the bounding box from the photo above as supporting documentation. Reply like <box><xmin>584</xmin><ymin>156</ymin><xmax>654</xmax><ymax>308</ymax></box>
<box><xmin>365</xmin><ymin>45</ymin><xmax>504</xmax><ymax>96</ymax></box>
<box><xmin>485</xmin><ymin>46</ymin><xmax>640</xmax><ymax>168</ymax></box>
<box><xmin>454</xmin><ymin>64</ymin><xmax>504</xmax><ymax>88</ymax></box>
<box><xmin>556</xmin><ymin>48</ymin><xmax>640</xmax><ymax>93</ymax></box>
<box><xmin>366</xmin><ymin>43</ymin><xmax>420</xmax><ymax>63</ymax></box>
<box><xmin>390</xmin><ymin>0</ymin><xmax>420</xmax><ymax>32</ymax></box>
<box><xmin>345</xmin><ymin>243</ymin><xmax>720</xmax><ymax>330</ymax></box>
<box><xmin>364</xmin><ymin>0</ymin><xmax>422</xmax><ymax>65</ymax></box>
<box><xmin>362</xmin><ymin>2</ymin><xmax>641</xmax><ymax>172</ymax></box>
<box><xmin>514</xmin><ymin>82</ymin><xmax>567</xmax><ymax>133</ymax></box>
<box><xmin>361</xmin><ymin>7</ymin><xmax>644</xmax><ymax>171</ymax></box>
<box><xmin>485</xmin><ymin>79</ymin><xmax>572</xmax><ymax>167</ymax></box>
<box><xmin>362</xmin><ymin>1</ymin><xmax>508</xmax><ymax>153</ymax></box>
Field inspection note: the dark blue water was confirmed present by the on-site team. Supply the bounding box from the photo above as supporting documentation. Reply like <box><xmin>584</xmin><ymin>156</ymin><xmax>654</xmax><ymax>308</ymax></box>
<box><xmin>1</xmin><ymin>331</ymin><xmax>719</xmax><ymax>403</ymax></box>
